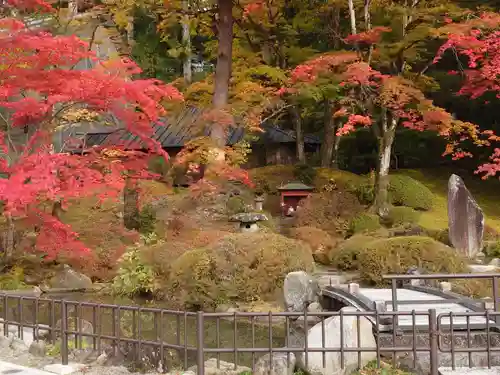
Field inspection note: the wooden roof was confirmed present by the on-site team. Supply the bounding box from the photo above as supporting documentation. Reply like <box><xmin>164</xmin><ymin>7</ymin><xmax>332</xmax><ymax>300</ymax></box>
<box><xmin>84</xmin><ymin>107</ymin><xmax>321</xmax><ymax>149</ymax></box>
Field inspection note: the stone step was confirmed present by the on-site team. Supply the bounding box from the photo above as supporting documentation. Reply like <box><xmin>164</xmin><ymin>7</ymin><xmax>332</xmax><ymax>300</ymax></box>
<box><xmin>439</xmin><ymin>367</ymin><xmax>500</xmax><ymax>375</ymax></box>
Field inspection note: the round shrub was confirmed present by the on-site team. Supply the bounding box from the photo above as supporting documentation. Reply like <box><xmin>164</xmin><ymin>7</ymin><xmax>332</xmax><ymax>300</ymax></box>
<box><xmin>356</xmin><ymin>236</ymin><xmax>467</xmax><ymax>285</ymax></box>
<box><xmin>167</xmin><ymin>233</ymin><xmax>314</xmax><ymax>309</ymax></box>
<box><xmin>349</xmin><ymin>213</ymin><xmax>381</xmax><ymax>234</ymax></box>
<box><xmin>484</xmin><ymin>241</ymin><xmax>500</xmax><ymax>259</ymax></box>
<box><xmin>426</xmin><ymin>228</ymin><xmax>451</xmax><ymax>246</ymax></box>
<box><xmin>294</xmin><ymin>191</ymin><xmax>363</xmax><ymax>237</ymax></box>
<box><xmin>330</xmin><ymin>231</ymin><xmax>389</xmax><ymax>270</ymax></box>
<box><xmin>384</xmin><ymin>206</ymin><xmax>421</xmax><ymax>227</ymax></box>
<box><xmin>293</xmin><ymin>164</ymin><xmax>317</xmax><ymax>185</ymax></box>
<box><xmin>388</xmin><ymin>175</ymin><xmax>434</xmax><ymax>210</ymax></box>
<box><xmin>289</xmin><ymin>226</ymin><xmax>337</xmax><ymax>265</ymax></box>
<box><xmin>226</xmin><ymin>196</ymin><xmax>247</xmax><ymax>215</ymax></box>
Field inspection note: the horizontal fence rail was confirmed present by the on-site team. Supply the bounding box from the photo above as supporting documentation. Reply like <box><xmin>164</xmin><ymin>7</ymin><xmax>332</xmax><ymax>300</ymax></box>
<box><xmin>0</xmin><ymin>273</ymin><xmax>498</xmax><ymax>375</ymax></box>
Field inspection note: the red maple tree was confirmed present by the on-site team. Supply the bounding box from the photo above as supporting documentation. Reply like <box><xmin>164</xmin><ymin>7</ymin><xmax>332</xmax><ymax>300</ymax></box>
<box><xmin>0</xmin><ymin>0</ymin><xmax>183</xmax><ymax>259</ymax></box>
<box><xmin>434</xmin><ymin>13</ymin><xmax>500</xmax><ymax>179</ymax></box>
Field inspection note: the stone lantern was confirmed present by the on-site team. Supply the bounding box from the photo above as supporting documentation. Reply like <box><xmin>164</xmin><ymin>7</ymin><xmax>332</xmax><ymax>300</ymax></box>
<box><xmin>230</xmin><ymin>213</ymin><xmax>268</xmax><ymax>233</ymax></box>
<box><xmin>254</xmin><ymin>194</ymin><xmax>265</xmax><ymax>211</ymax></box>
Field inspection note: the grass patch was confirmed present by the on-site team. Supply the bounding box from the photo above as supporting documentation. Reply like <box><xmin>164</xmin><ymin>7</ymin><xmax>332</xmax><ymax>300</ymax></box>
<box><xmin>395</xmin><ymin>168</ymin><xmax>500</xmax><ymax>232</ymax></box>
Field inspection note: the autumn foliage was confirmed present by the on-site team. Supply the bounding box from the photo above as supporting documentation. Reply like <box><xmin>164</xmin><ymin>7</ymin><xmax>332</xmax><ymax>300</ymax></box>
<box><xmin>0</xmin><ymin>0</ymin><xmax>182</xmax><ymax>258</ymax></box>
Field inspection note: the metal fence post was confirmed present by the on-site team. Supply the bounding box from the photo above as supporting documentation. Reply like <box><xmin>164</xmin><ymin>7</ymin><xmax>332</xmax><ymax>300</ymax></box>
<box><xmin>197</xmin><ymin>311</ymin><xmax>205</xmax><ymax>375</ymax></box>
<box><xmin>429</xmin><ymin>309</ymin><xmax>439</xmax><ymax>375</ymax></box>
<box><xmin>61</xmin><ymin>301</ymin><xmax>69</xmax><ymax>365</ymax></box>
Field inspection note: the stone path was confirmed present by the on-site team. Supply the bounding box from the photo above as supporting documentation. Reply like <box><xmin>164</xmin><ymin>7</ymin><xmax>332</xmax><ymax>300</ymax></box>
<box><xmin>0</xmin><ymin>361</ymin><xmax>53</xmax><ymax>375</ymax></box>
<box><xmin>439</xmin><ymin>367</ymin><xmax>500</xmax><ymax>375</ymax></box>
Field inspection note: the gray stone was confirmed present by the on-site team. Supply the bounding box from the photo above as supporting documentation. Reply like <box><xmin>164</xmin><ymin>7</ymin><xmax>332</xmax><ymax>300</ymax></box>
<box><xmin>49</xmin><ymin>265</ymin><xmax>92</xmax><ymax>290</ymax></box>
<box><xmin>297</xmin><ymin>307</ymin><xmax>376</xmax><ymax>375</ymax></box>
<box><xmin>189</xmin><ymin>358</ymin><xmax>251</xmax><ymax>375</ymax></box>
<box><xmin>10</xmin><ymin>337</ymin><xmax>28</xmax><ymax>354</ymax></box>
<box><xmin>490</xmin><ymin>258</ymin><xmax>500</xmax><ymax>267</ymax></box>
<box><xmin>307</xmin><ymin>302</ymin><xmax>323</xmax><ymax>313</ymax></box>
<box><xmin>448</xmin><ymin>174</ymin><xmax>484</xmax><ymax>258</ymax></box>
<box><xmin>0</xmin><ymin>335</ymin><xmax>13</xmax><ymax>350</ymax></box>
<box><xmin>29</xmin><ymin>340</ymin><xmax>46</xmax><ymax>357</ymax></box>
<box><xmin>43</xmin><ymin>363</ymin><xmax>86</xmax><ymax>375</ymax></box>
<box><xmin>283</xmin><ymin>271</ymin><xmax>320</xmax><ymax>313</ymax></box>
<box><xmin>468</xmin><ymin>264</ymin><xmax>498</xmax><ymax>273</ymax></box>
<box><xmin>94</xmin><ymin>353</ymin><xmax>108</xmax><ymax>366</ymax></box>
<box><xmin>254</xmin><ymin>353</ymin><xmax>296</xmax><ymax>375</ymax></box>
<box><xmin>55</xmin><ymin>318</ymin><xmax>93</xmax><ymax>346</ymax></box>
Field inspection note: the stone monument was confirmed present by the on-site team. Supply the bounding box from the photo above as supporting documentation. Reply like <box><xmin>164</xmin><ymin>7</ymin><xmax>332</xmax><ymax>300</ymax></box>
<box><xmin>447</xmin><ymin>174</ymin><xmax>484</xmax><ymax>258</ymax></box>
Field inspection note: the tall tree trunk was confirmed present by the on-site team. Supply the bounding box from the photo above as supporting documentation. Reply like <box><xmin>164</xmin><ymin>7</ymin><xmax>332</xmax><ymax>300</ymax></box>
<box><xmin>3</xmin><ymin>215</ymin><xmax>14</xmax><ymax>262</ymax></box>
<box><xmin>290</xmin><ymin>106</ymin><xmax>305</xmax><ymax>163</ymax></box>
<box><xmin>123</xmin><ymin>177</ymin><xmax>140</xmax><ymax>230</ymax></box>
<box><xmin>347</xmin><ymin>0</ymin><xmax>357</xmax><ymax>34</ymax></box>
<box><xmin>182</xmin><ymin>1</ymin><xmax>192</xmax><ymax>84</ymax></box>
<box><xmin>52</xmin><ymin>201</ymin><xmax>63</xmax><ymax>220</ymax></box>
<box><xmin>126</xmin><ymin>16</ymin><xmax>134</xmax><ymax>47</ymax></box>
<box><xmin>211</xmin><ymin>0</ymin><xmax>233</xmax><ymax>153</ymax></box>
<box><xmin>372</xmin><ymin>114</ymin><xmax>397</xmax><ymax>217</ymax></box>
<box><xmin>331</xmin><ymin>132</ymin><xmax>341</xmax><ymax>169</ymax></box>
<box><xmin>321</xmin><ymin>101</ymin><xmax>336</xmax><ymax>167</ymax></box>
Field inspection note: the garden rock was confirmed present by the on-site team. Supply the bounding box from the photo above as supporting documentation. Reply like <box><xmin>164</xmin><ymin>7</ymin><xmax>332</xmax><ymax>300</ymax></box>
<box><xmin>10</xmin><ymin>336</ymin><xmax>28</xmax><ymax>354</ymax></box>
<box><xmin>490</xmin><ymin>258</ymin><xmax>500</xmax><ymax>267</ymax></box>
<box><xmin>284</xmin><ymin>271</ymin><xmax>320</xmax><ymax>313</ymax></box>
<box><xmin>448</xmin><ymin>174</ymin><xmax>484</xmax><ymax>258</ymax></box>
<box><xmin>49</xmin><ymin>265</ymin><xmax>92</xmax><ymax>290</ymax></box>
<box><xmin>55</xmin><ymin>318</ymin><xmax>94</xmax><ymax>346</ymax></box>
<box><xmin>254</xmin><ymin>353</ymin><xmax>296</xmax><ymax>375</ymax></box>
<box><xmin>29</xmin><ymin>340</ymin><xmax>47</xmax><ymax>357</ymax></box>
<box><xmin>189</xmin><ymin>358</ymin><xmax>251</xmax><ymax>375</ymax></box>
<box><xmin>297</xmin><ymin>307</ymin><xmax>376</xmax><ymax>375</ymax></box>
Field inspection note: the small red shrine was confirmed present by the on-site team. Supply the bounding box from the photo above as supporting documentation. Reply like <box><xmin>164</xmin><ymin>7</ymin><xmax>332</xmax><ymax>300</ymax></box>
<box><xmin>277</xmin><ymin>182</ymin><xmax>314</xmax><ymax>216</ymax></box>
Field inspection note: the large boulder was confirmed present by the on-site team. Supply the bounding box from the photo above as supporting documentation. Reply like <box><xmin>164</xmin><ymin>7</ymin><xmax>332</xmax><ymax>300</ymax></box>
<box><xmin>189</xmin><ymin>358</ymin><xmax>250</xmax><ymax>375</ymax></box>
<box><xmin>167</xmin><ymin>233</ymin><xmax>314</xmax><ymax>309</ymax></box>
<box><xmin>448</xmin><ymin>174</ymin><xmax>485</xmax><ymax>258</ymax></box>
<box><xmin>283</xmin><ymin>271</ymin><xmax>320</xmax><ymax>313</ymax></box>
<box><xmin>297</xmin><ymin>307</ymin><xmax>376</xmax><ymax>375</ymax></box>
<box><xmin>48</xmin><ymin>265</ymin><xmax>92</xmax><ymax>290</ymax></box>
<box><xmin>254</xmin><ymin>353</ymin><xmax>296</xmax><ymax>375</ymax></box>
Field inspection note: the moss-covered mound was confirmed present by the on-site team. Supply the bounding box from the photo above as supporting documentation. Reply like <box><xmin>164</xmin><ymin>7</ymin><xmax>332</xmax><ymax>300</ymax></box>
<box><xmin>332</xmin><ymin>235</ymin><xmax>467</xmax><ymax>285</ymax></box>
<box><xmin>167</xmin><ymin>233</ymin><xmax>314</xmax><ymax>309</ymax></box>
<box><xmin>388</xmin><ymin>175</ymin><xmax>435</xmax><ymax>210</ymax></box>
<box><xmin>349</xmin><ymin>213</ymin><xmax>382</xmax><ymax>234</ymax></box>
<box><xmin>385</xmin><ymin>206</ymin><xmax>421</xmax><ymax>227</ymax></box>
<box><xmin>289</xmin><ymin>226</ymin><xmax>337</xmax><ymax>265</ymax></box>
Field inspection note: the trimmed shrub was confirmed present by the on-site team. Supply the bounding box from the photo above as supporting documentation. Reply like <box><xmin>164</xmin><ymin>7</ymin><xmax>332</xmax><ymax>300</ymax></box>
<box><xmin>426</xmin><ymin>228</ymin><xmax>451</xmax><ymax>246</ymax></box>
<box><xmin>384</xmin><ymin>206</ymin><xmax>421</xmax><ymax>227</ymax></box>
<box><xmin>356</xmin><ymin>236</ymin><xmax>467</xmax><ymax>285</ymax></box>
<box><xmin>388</xmin><ymin>175</ymin><xmax>435</xmax><ymax>210</ymax></box>
<box><xmin>294</xmin><ymin>191</ymin><xmax>363</xmax><ymax>237</ymax></box>
<box><xmin>294</xmin><ymin>164</ymin><xmax>317</xmax><ymax>186</ymax></box>
<box><xmin>166</xmin><ymin>233</ymin><xmax>314</xmax><ymax>309</ymax></box>
<box><xmin>349</xmin><ymin>213</ymin><xmax>381</xmax><ymax>234</ymax></box>
<box><xmin>484</xmin><ymin>241</ymin><xmax>500</xmax><ymax>259</ymax></box>
<box><xmin>289</xmin><ymin>226</ymin><xmax>337</xmax><ymax>265</ymax></box>
<box><xmin>249</xmin><ymin>165</ymin><xmax>295</xmax><ymax>195</ymax></box>
<box><xmin>226</xmin><ymin>196</ymin><xmax>247</xmax><ymax>215</ymax></box>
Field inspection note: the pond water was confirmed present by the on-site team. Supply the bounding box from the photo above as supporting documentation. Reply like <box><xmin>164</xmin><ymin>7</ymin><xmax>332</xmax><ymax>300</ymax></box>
<box><xmin>0</xmin><ymin>292</ymin><xmax>288</xmax><ymax>370</ymax></box>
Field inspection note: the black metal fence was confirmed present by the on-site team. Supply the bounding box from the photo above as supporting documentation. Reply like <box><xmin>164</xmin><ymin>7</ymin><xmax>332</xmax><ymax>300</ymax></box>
<box><xmin>0</xmin><ymin>272</ymin><xmax>499</xmax><ymax>375</ymax></box>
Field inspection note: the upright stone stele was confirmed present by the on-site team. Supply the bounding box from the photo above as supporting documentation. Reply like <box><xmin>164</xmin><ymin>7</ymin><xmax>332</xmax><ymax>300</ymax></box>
<box><xmin>447</xmin><ymin>174</ymin><xmax>485</xmax><ymax>258</ymax></box>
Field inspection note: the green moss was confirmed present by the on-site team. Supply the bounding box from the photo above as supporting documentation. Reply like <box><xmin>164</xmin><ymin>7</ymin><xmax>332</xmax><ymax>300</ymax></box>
<box><xmin>349</xmin><ymin>213</ymin><xmax>382</xmax><ymax>234</ymax></box>
<box><xmin>0</xmin><ymin>267</ymin><xmax>29</xmax><ymax>290</ymax></box>
<box><xmin>352</xmin><ymin>361</ymin><xmax>415</xmax><ymax>375</ymax></box>
<box><xmin>389</xmin><ymin>174</ymin><xmax>435</xmax><ymax>210</ymax></box>
<box><xmin>385</xmin><ymin>206</ymin><xmax>421</xmax><ymax>227</ymax></box>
